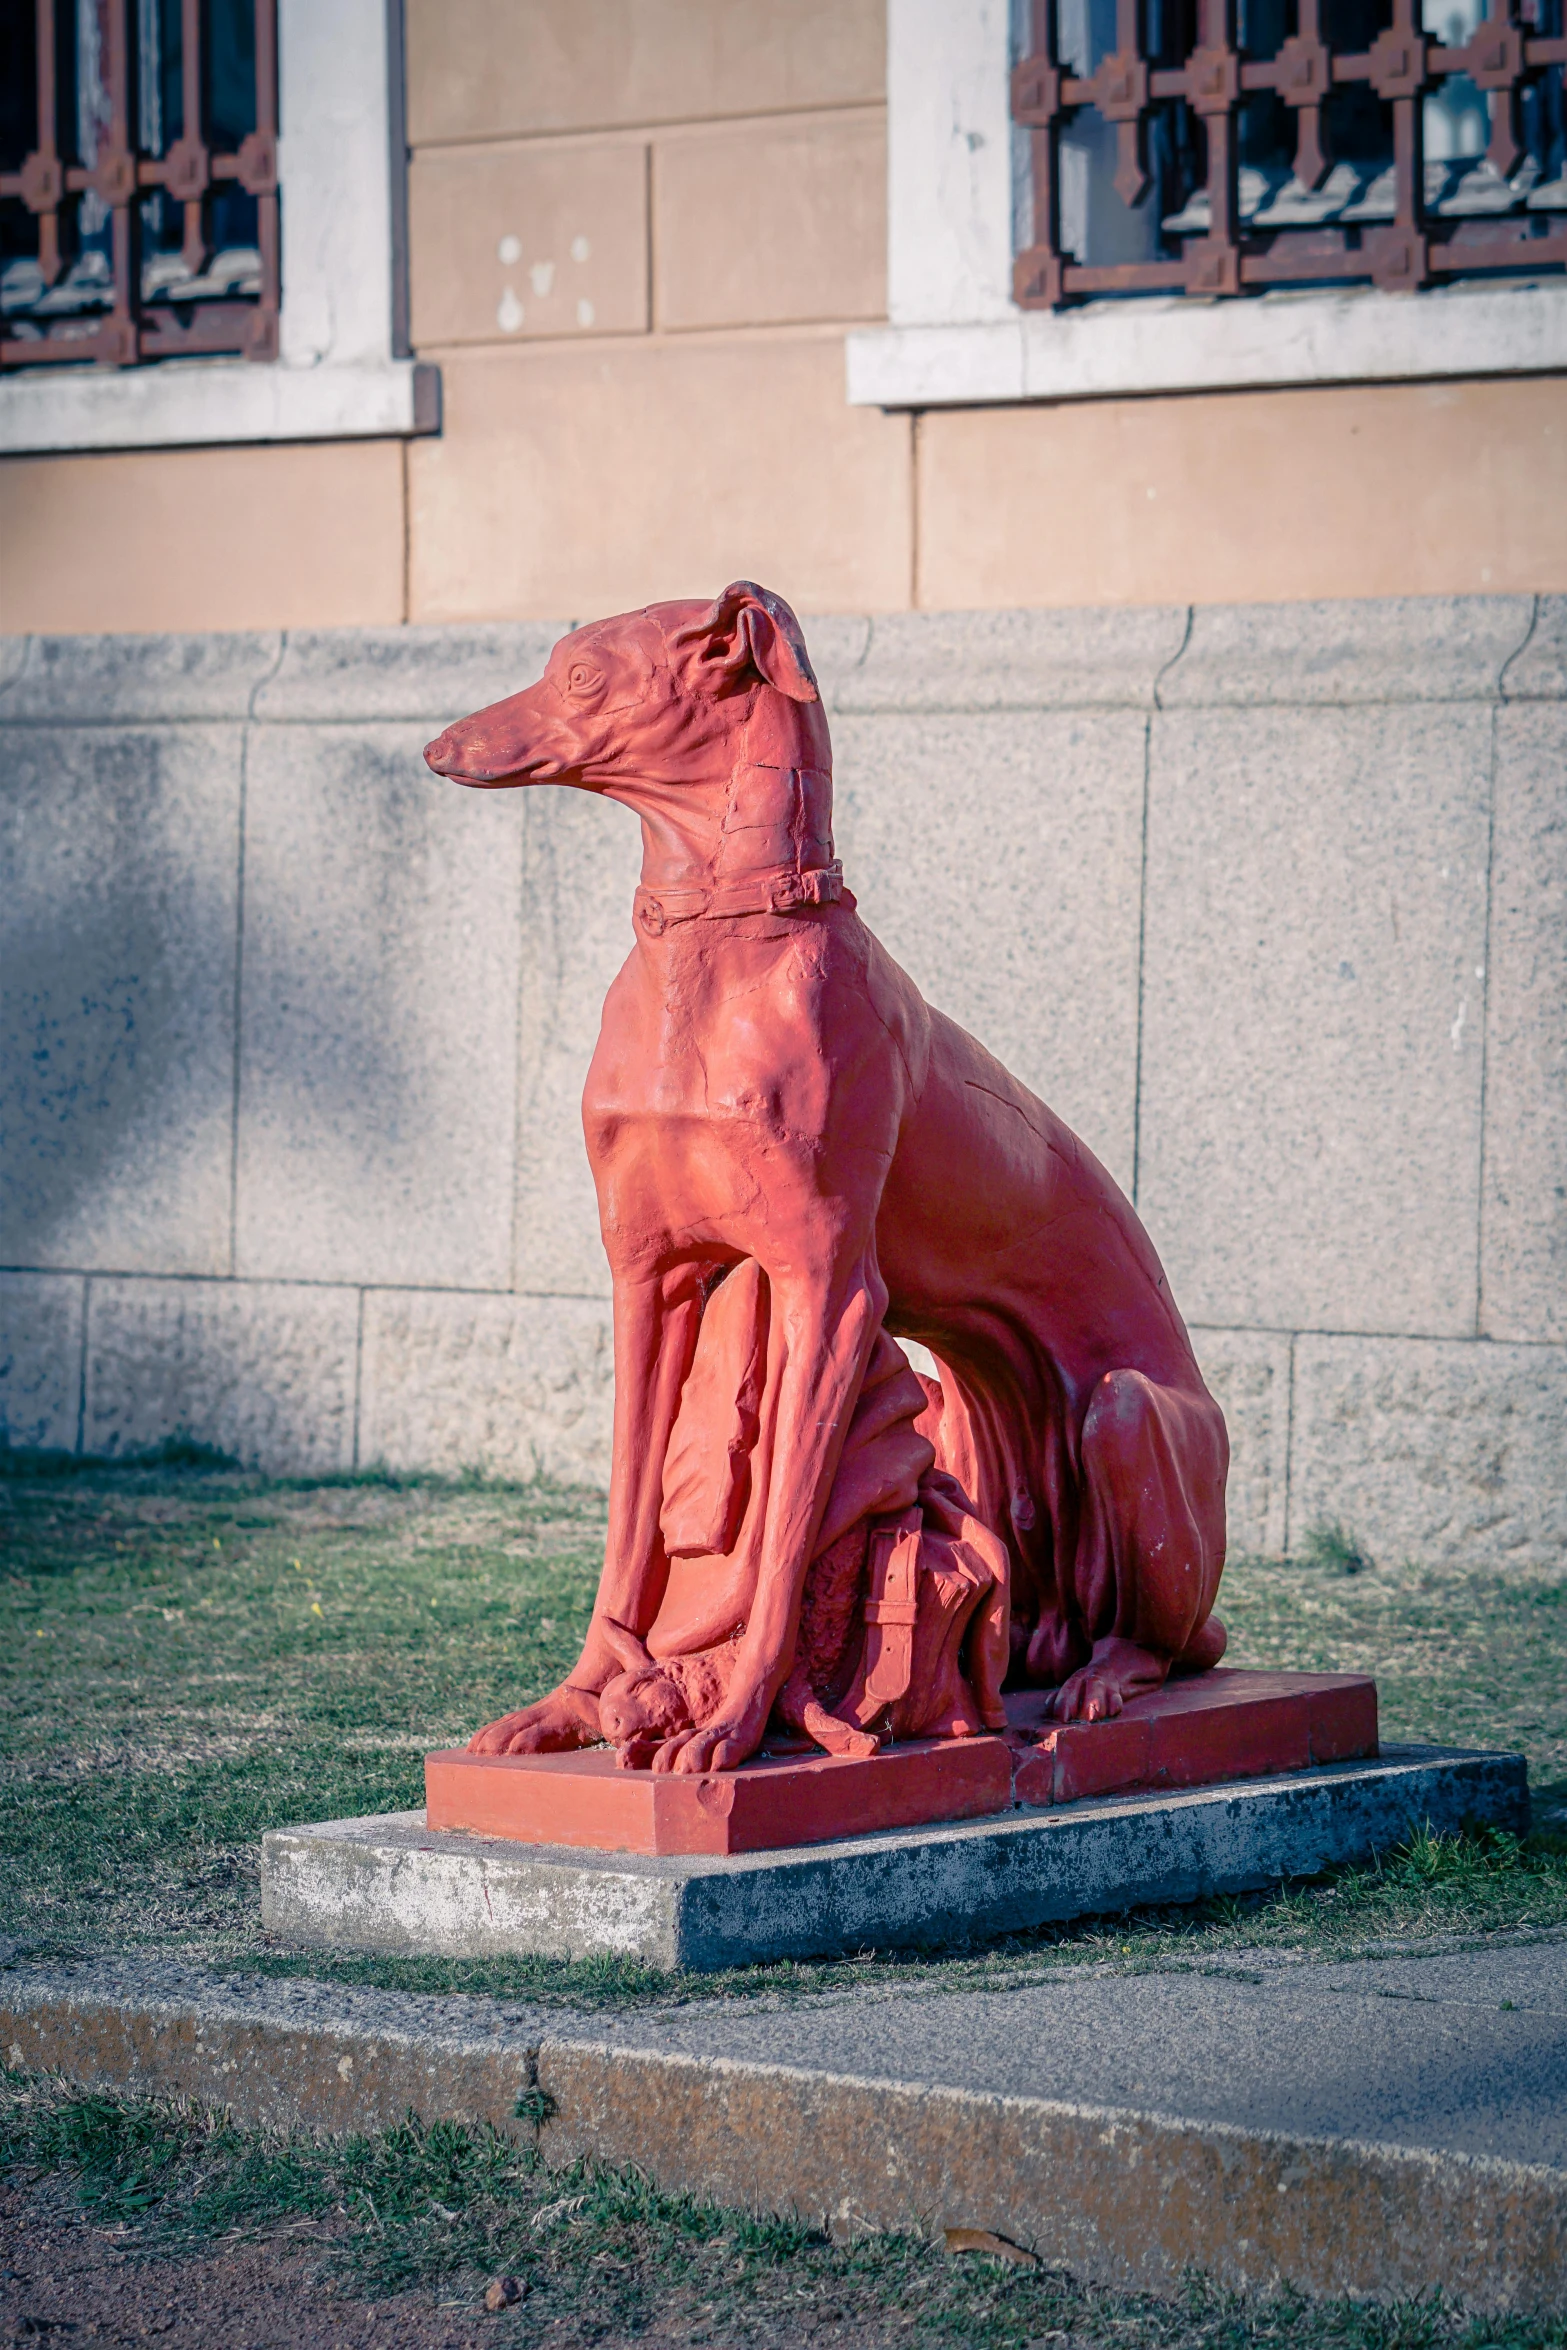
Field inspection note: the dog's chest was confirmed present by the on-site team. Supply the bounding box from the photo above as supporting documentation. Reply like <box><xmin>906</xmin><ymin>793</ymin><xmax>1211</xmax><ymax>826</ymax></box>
<box><xmin>580</xmin><ymin>930</ymin><xmax>850</xmax><ymax>1230</ymax></box>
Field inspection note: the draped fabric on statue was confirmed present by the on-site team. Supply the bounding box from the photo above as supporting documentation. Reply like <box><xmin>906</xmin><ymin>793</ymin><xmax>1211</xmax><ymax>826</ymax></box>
<box><xmin>911</xmin><ymin>1329</ymin><xmax>1228</xmax><ymax>1690</ymax></box>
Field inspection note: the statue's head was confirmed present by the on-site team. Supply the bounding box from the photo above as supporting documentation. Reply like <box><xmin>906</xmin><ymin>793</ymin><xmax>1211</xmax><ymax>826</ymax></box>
<box><xmin>424</xmin><ymin>581</ymin><xmax>822</xmax><ymax>793</ymax></box>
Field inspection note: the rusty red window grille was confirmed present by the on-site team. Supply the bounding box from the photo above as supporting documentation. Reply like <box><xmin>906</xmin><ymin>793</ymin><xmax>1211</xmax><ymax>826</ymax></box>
<box><xmin>0</xmin><ymin>0</ymin><xmax>277</xmax><ymax>368</ymax></box>
<box><xmin>1012</xmin><ymin>0</ymin><xmax>1567</xmax><ymax>306</ymax></box>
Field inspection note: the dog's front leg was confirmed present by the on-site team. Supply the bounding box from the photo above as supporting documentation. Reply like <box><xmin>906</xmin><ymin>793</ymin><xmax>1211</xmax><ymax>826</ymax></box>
<box><xmin>468</xmin><ymin>1263</ymin><xmax>703</xmax><ymax>1755</ymax></box>
<box><xmin>654</xmin><ymin>1244</ymin><xmax>887</xmax><ymax>1775</ymax></box>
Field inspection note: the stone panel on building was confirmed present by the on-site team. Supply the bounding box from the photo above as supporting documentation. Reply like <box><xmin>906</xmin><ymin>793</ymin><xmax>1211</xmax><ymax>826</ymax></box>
<box><xmin>1482</xmin><ymin>701</ymin><xmax>1567</xmax><ymax>1344</ymax></box>
<box><xmin>1138</xmin><ymin>701</ymin><xmax>1491</xmax><ymax>1336</ymax></box>
<box><xmin>1289</xmin><ymin>1333</ymin><xmax>1567</xmax><ymax>1569</ymax></box>
<box><xmin>1189</xmin><ymin>1326</ymin><xmax>1293</xmax><ymax>1562</ymax></box>
<box><xmin>513</xmin><ymin>791</ymin><xmax>642</xmax><ymax>1297</ymax></box>
<box><xmin>0</xmin><ymin>724</ymin><xmax>243</xmax><ymax>1277</ymax></box>
<box><xmin>235</xmin><ymin>723</ymin><xmax>525</xmax><ymax>1292</ymax></box>
<box><xmin>359</xmin><ymin>1287</ymin><xmax>613</xmax><ymax>1486</ymax></box>
<box><xmin>83</xmin><ymin>1277</ymin><xmax>359</xmax><ymax>1473</ymax></box>
<box><xmin>0</xmin><ymin>1271</ymin><xmax>85</xmax><ymax>1453</ymax></box>
<box><xmin>832</xmin><ymin>709</ymin><xmax>1146</xmax><ymax>1193</ymax></box>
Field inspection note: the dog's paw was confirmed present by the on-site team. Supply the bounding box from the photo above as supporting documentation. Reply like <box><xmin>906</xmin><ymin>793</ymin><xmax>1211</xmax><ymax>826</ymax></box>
<box><xmin>1045</xmin><ymin>1637</ymin><xmax>1171</xmax><ymax>1725</ymax></box>
<box><xmin>650</xmin><ymin>1716</ymin><xmax>764</xmax><ymax>1774</ymax></box>
<box><xmin>467</xmin><ymin>1684</ymin><xmax>601</xmax><ymax>1755</ymax></box>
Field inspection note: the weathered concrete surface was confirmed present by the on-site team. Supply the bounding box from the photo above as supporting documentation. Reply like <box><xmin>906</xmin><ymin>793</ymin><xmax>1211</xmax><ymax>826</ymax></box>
<box><xmin>832</xmin><ymin>709</ymin><xmax>1145</xmax><ymax>1191</ymax></box>
<box><xmin>249</xmin><ymin>620</ymin><xmax>565</xmax><ymax>724</ymax></box>
<box><xmin>1483</xmin><ymin>701</ymin><xmax>1567</xmax><ymax>1344</ymax></box>
<box><xmin>1188</xmin><ymin>1326</ymin><xmax>1292</xmax><ymax>1559</ymax></box>
<box><xmin>0</xmin><ymin>1957</ymin><xmax>550</xmax><ymax>2141</ymax></box>
<box><xmin>512</xmin><ymin>788</ymin><xmax>642</xmax><ymax>1298</ymax></box>
<box><xmin>259</xmin><ymin>1747</ymin><xmax>1526</xmax><ymax>1971</ymax></box>
<box><xmin>1156</xmin><ymin>594</ymin><xmax>1536</xmax><ymax>707</ymax></box>
<box><xmin>1</xmin><ymin>1936</ymin><xmax>1562</xmax><ymax>2310</ymax></box>
<box><xmin>0</xmin><ymin>1270</ymin><xmax>83</xmax><ymax>1452</ymax></box>
<box><xmin>1503</xmin><ymin>593</ymin><xmax>1567</xmax><ymax>699</ymax></box>
<box><xmin>829</xmin><ymin>603</ymin><xmax>1189</xmax><ymax>712</ymax></box>
<box><xmin>1139</xmin><ymin>699</ymin><xmax>1491</xmax><ymax>1338</ymax></box>
<box><xmin>0</xmin><ymin>630</ymin><xmax>281</xmax><ymax>721</ymax></box>
<box><xmin>235</xmin><ymin>722</ymin><xmax>525</xmax><ymax>1292</ymax></box>
<box><xmin>1</xmin><ymin>723</ymin><xmax>244</xmax><ymax>1277</ymax></box>
<box><xmin>83</xmin><ymin>1276</ymin><xmax>359</xmax><ymax>1475</ymax></box>
<box><xmin>357</xmin><ymin>1286</ymin><xmax>613</xmax><ymax>1483</ymax></box>
<box><xmin>1288</xmin><ymin>1334</ymin><xmax>1567</xmax><ymax>1568</ymax></box>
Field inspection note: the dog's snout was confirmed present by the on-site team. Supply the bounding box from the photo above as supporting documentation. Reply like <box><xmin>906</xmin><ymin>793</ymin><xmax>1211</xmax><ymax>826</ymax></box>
<box><xmin>424</xmin><ymin>730</ymin><xmax>457</xmax><ymax>774</ymax></box>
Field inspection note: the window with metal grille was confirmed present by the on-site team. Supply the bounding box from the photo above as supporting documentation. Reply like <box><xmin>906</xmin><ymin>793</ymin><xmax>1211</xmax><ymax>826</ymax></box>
<box><xmin>1012</xmin><ymin>0</ymin><xmax>1567</xmax><ymax>306</ymax></box>
<box><xmin>0</xmin><ymin>0</ymin><xmax>277</xmax><ymax>369</ymax></box>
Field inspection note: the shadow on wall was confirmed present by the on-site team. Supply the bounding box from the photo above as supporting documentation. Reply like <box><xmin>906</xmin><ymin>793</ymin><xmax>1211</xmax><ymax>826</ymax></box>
<box><xmin>1</xmin><ymin>720</ymin><xmax>530</xmax><ymax>1291</ymax></box>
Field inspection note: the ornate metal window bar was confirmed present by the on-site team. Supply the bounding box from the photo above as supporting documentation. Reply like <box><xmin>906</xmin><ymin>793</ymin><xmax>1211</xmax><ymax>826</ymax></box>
<box><xmin>0</xmin><ymin>0</ymin><xmax>277</xmax><ymax>368</ymax></box>
<box><xmin>1013</xmin><ymin>0</ymin><xmax>1567</xmax><ymax>306</ymax></box>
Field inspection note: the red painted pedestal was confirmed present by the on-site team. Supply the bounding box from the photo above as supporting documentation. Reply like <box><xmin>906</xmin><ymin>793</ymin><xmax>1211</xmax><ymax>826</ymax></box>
<box><xmin>425</xmin><ymin>1669</ymin><xmax>1378</xmax><ymax>1857</ymax></box>
<box><xmin>424</xmin><ymin>1734</ymin><xmax>1012</xmax><ymax>1858</ymax></box>
<box><xmin>1006</xmin><ymin>1667</ymin><xmax>1378</xmax><ymax>1807</ymax></box>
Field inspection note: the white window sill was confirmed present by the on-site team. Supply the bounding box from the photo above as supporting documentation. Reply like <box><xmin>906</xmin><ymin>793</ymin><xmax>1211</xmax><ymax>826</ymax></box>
<box><xmin>849</xmin><ymin>274</ymin><xmax>1567</xmax><ymax>412</ymax></box>
<box><xmin>0</xmin><ymin>357</ymin><xmax>441</xmax><ymax>455</ymax></box>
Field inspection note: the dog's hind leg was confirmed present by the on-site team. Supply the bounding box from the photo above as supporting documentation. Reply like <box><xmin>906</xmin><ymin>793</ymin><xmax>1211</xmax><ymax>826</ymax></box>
<box><xmin>1046</xmin><ymin>1367</ymin><xmax>1229</xmax><ymax>1725</ymax></box>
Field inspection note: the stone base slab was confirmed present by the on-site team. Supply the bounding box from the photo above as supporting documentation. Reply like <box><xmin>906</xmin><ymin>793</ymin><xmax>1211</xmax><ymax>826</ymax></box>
<box><xmin>261</xmin><ymin>1743</ymin><xmax>1527</xmax><ymax>1972</ymax></box>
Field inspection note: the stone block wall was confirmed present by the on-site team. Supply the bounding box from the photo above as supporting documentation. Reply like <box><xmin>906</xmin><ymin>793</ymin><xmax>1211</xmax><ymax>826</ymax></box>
<box><xmin>2</xmin><ymin>595</ymin><xmax>1563</xmax><ymax>1567</ymax></box>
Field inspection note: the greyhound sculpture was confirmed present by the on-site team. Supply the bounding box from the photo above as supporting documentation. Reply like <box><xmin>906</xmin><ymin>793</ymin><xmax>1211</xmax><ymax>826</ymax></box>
<box><xmin>425</xmin><ymin>583</ymin><xmax>1228</xmax><ymax>1777</ymax></box>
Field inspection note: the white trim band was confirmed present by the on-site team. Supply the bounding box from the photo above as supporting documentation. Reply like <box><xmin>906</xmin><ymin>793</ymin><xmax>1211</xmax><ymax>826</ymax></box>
<box><xmin>0</xmin><ymin>357</ymin><xmax>437</xmax><ymax>455</ymax></box>
<box><xmin>847</xmin><ymin>281</ymin><xmax>1567</xmax><ymax>408</ymax></box>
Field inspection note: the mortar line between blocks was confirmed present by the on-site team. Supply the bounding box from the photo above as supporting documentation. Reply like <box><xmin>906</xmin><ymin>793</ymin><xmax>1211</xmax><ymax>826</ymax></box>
<box><xmin>507</xmin><ymin>798</ymin><xmax>532</xmax><ymax>1297</ymax></box>
<box><xmin>1282</xmin><ymin>1329</ymin><xmax>1297</xmax><ymax>1560</ymax></box>
<box><xmin>1473</xmin><ymin>696</ymin><xmax>1501</xmax><ymax>1341</ymax></box>
<box><xmin>909</xmin><ymin>411</ymin><xmax>921</xmax><ymax>611</ymax></box>
<box><xmin>75</xmin><ymin>1274</ymin><xmax>90</xmax><ymax>1457</ymax></box>
<box><xmin>1130</xmin><ymin>711</ymin><xmax>1152</xmax><ymax>1208</ymax></box>
<box><xmin>351</xmin><ymin>1288</ymin><xmax>366</xmax><ymax>1472</ymax></box>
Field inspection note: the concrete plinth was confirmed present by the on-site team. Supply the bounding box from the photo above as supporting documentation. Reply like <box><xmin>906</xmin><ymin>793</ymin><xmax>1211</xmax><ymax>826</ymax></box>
<box><xmin>261</xmin><ymin>1743</ymin><xmax>1527</xmax><ymax>1972</ymax></box>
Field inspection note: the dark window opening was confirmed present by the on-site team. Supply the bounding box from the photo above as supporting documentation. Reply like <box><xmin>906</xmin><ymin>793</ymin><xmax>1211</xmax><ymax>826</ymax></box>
<box><xmin>0</xmin><ymin>0</ymin><xmax>278</xmax><ymax>370</ymax></box>
<box><xmin>1013</xmin><ymin>0</ymin><xmax>1567</xmax><ymax>306</ymax></box>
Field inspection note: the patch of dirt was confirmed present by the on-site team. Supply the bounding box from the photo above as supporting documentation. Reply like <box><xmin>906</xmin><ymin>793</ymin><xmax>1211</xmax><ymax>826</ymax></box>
<box><xmin>0</xmin><ymin>2183</ymin><xmax>938</xmax><ymax>2350</ymax></box>
<box><xmin>0</xmin><ymin>2186</ymin><xmax>512</xmax><ymax>2350</ymax></box>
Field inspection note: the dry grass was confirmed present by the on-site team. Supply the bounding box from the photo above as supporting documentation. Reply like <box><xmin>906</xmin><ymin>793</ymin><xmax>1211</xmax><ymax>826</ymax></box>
<box><xmin>1</xmin><ymin>1459</ymin><xmax>1563</xmax><ymax>2007</ymax></box>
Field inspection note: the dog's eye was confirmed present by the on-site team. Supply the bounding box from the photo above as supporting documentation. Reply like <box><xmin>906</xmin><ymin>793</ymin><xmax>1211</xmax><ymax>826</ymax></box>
<box><xmin>566</xmin><ymin>664</ymin><xmax>602</xmax><ymax>695</ymax></box>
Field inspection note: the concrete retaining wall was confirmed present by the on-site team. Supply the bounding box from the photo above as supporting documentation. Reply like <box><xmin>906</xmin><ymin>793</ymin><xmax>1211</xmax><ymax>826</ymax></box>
<box><xmin>2</xmin><ymin>596</ymin><xmax>1563</xmax><ymax>1564</ymax></box>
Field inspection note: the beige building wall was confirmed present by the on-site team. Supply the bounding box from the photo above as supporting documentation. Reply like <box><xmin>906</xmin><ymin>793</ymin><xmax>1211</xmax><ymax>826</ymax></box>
<box><xmin>2</xmin><ymin>0</ymin><xmax>1565</xmax><ymax>633</ymax></box>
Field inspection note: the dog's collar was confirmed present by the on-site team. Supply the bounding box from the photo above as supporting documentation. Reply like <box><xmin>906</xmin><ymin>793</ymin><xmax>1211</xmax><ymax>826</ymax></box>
<box><xmin>634</xmin><ymin>859</ymin><xmax>844</xmax><ymax>938</ymax></box>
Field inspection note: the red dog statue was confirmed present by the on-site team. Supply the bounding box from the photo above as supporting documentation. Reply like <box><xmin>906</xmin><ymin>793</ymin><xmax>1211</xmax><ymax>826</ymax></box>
<box><xmin>425</xmin><ymin>584</ymin><xmax>1228</xmax><ymax>1777</ymax></box>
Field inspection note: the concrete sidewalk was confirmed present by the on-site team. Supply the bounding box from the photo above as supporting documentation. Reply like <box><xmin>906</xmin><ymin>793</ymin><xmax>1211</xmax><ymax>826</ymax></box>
<box><xmin>2</xmin><ymin>1935</ymin><xmax>1563</xmax><ymax>2314</ymax></box>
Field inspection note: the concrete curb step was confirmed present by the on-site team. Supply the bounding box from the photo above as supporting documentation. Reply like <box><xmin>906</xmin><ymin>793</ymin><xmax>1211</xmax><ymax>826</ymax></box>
<box><xmin>1</xmin><ymin>1953</ymin><xmax>1561</xmax><ymax>2316</ymax></box>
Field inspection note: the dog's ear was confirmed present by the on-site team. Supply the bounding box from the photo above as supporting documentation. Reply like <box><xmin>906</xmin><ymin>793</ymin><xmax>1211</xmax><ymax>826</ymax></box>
<box><xmin>670</xmin><ymin>581</ymin><xmax>819</xmax><ymax>703</ymax></box>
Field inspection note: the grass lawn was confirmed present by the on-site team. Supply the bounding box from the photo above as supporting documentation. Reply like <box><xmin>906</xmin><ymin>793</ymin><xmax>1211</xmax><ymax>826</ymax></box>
<box><xmin>3</xmin><ymin>1459</ymin><xmax>1565</xmax><ymax>2345</ymax></box>
<box><xmin>2</xmin><ymin>1456</ymin><xmax>1563</xmax><ymax>2004</ymax></box>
